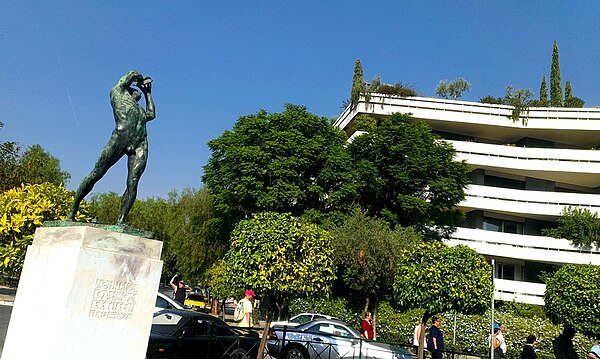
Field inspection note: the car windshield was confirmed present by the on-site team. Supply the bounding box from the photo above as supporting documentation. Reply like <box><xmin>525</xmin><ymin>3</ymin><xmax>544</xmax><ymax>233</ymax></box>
<box><xmin>307</xmin><ymin>323</ymin><xmax>360</xmax><ymax>338</ymax></box>
<box><xmin>290</xmin><ymin>314</ymin><xmax>312</xmax><ymax>324</ymax></box>
<box><xmin>152</xmin><ymin>312</ymin><xmax>186</xmax><ymax>336</ymax></box>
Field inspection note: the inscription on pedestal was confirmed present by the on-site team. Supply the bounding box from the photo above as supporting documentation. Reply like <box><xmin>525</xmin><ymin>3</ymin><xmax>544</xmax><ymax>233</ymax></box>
<box><xmin>88</xmin><ymin>279</ymin><xmax>139</xmax><ymax>320</ymax></box>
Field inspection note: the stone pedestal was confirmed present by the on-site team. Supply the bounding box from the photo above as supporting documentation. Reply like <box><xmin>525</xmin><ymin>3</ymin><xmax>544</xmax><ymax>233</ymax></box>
<box><xmin>1</xmin><ymin>226</ymin><xmax>163</xmax><ymax>359</ymax></box>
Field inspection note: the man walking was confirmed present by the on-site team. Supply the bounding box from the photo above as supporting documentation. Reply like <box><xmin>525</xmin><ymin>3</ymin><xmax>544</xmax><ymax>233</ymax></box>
<box><xmin>428</xmin><ymin>316</ymin><xmax>444</xmax><ymax>359</ymax></box>
<box><xmin>238</xmin><ymin>290</ymin><xmax>255</xmax><ymax>327</ymax></box>
<box><xmin>169</xmin><ymin>274</ymin><xmax>190</xmax><ymax>306</ymax></box>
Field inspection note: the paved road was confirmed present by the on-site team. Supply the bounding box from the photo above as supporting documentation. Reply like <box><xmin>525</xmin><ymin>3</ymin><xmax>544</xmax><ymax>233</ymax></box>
<box><xmin>0</xmin><ymin>304</ymin><xmax>12</xmax><ymax>356</ymax></box>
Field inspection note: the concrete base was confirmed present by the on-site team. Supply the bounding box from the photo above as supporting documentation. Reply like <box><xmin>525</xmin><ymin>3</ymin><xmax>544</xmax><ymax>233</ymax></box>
<box><xmin>1</xmin><ymin>226</ymin><xmax>163</xmax><ymax>359</ymax></box>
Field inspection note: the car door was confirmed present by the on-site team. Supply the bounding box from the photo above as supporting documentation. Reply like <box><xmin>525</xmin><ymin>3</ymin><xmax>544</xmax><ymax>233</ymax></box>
<box><xmin>305</xmin><ymin>323</ymin><xmax>360</xmax><ymax>359</ymax></box>
<box><xmin>175</xmin><ymin>318</ymin><xmax>215</xmax><ymax>359</ymax></box>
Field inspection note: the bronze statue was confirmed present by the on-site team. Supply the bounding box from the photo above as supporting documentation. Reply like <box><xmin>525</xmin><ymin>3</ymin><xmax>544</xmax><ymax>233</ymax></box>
<box><xmin>67</xmin><ymin>70</ymin><xmax>155</xmax><ymax>225</ymax></box>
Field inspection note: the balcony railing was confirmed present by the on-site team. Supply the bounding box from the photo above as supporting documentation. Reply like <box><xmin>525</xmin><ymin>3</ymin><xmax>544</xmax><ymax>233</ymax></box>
<box><xmin>448</xmin><ymin>227</ymin><xmax>600</xmax><ymax>264</ymax></box>
<box><xmin>460</xmin><ymin>184</ymin><xmax>600</xmax><ymax>218</ymax></box>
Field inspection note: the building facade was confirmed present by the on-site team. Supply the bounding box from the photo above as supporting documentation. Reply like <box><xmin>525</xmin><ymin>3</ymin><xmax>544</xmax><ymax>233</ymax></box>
<box><xmin>334</xmin><ymin>94</ymin><xmax>600</xmax><ymax>305</ymax></box>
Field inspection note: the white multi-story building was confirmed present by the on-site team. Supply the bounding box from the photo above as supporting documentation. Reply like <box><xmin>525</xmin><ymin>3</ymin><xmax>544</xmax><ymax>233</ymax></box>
<box><xmin>334</xmin><ymin>94</ymin><xmax>600</xmax><ymax>305</ymax></box>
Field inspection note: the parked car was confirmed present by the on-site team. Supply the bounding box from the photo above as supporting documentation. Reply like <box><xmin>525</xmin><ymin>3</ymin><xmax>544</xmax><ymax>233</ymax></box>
<box><xmin>270</xmin><ymin>313</ymin><xmax>338</xmax><ymax>328</ymax></box>
<box><xmin>147</xmin><ymin>309</ymin><xmax>260</xmax><ymax>359</ymax></box>
<box><xmin>155</xmin><ymin>292</ymin><xmax>184</xmax><ymax>313</ymax></box>
<box><xmin>268</xmin><ymin>318</ymin><xmax>415</xmax><ymax>359</ymax></box>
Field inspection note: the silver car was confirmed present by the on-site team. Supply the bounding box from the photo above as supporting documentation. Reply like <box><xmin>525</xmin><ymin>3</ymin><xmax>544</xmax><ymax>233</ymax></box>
<box><xmin>270</xmin><ymin>313</ymin><xmax>338</xmax><ymax>328</ymax></box>
<box><xmin>267</xmin><ymin>318</ymin><xmax>415</xmax><ymax>359</ymax></box>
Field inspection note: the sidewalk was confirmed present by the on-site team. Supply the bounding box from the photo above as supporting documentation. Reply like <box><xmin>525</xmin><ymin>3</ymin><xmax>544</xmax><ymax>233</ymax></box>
<box><xmin>0</xmin><ymin>286</ymin><xmax>15</xmax><ymax>306</ymax></box>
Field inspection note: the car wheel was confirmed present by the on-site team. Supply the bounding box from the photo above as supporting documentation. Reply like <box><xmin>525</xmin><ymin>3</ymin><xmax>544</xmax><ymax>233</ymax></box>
<box><xmin>283</xmin><ymin>345</ymin><xmax>308</xmax><ymax>359</ymax></box>
<box><xmin>230</xmin><ymin>348</ymin><xmax>249</xmax><ymax>359</ymax></box>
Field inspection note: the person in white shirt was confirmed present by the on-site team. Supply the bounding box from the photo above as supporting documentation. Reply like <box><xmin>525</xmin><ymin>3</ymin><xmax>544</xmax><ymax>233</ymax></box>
<box><xmin>238</xmin><ymin>290</ymin><xmax>255</xmax><ymax>327</ymax></box>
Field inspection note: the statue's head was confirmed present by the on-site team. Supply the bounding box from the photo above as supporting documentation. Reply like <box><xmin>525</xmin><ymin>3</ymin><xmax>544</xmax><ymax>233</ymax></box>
<box><xmin>127</xmin><ymin>87</ymin><xmax>142</xmax><ymax>102</ymax></box>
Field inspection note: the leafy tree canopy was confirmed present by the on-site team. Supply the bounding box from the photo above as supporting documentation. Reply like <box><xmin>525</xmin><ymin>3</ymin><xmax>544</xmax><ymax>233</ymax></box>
<box><xmin>545</xmin><ymin>263</ymin><xmax>600</xmax><ymax>337</ymax></box>
<box><xmin>393</xmin><ymin>242</ymin><xmax>493</xmax><ymax>320</ymax></box>
<box><xmin>0</xmin><ymin>127</ymin><xmax>69</xmax><ymax>192</ymax></box>
<box><xmin>542</xmin><ymin>206</ymin><xmax>600</xmax><ymax>250</ymax></box>
<box><xmin>347</xmin><ymin>113</ymin><xmax>469</xmax><ymax>239</ymax></box>
<box><xmin>203</xmin><ymin>104</ymin><xmax>358</xmax><ymax>237</ymax></box>
<box><xmin>0</xmin><ymin>183</ymin><xmax>90</xmax><ymax>274</ymax></box>
<box><xmin>330</xmin><ymin>208</ymin><xmax>421</xmax><ymax>299</ymax></box>
<box><xmin>435</xmin><ymin>78</ymin><xmax>471</xmax><ymax>100</ymax></box>
<box><xmin>393</xmin><ymin>241</ymin><xmax>493</xmax><ymax>359</ymax></box>
<box><xmin>223</xmin><ymin>212</ymin><xmax>336</xmax><ymax>318</ymax></box>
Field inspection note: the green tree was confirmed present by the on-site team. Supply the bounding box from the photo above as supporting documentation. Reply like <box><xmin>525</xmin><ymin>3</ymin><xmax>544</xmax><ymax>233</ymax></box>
<box><xmin>350</xmin><ymin>59</ymin><xmax>364</xmax><ymax>111</ymax></box>
<box><xmin>0</xmin><ymin>183</ymin><xmax>90</xmax><ymax>275</ymax></box>
<box><xmin>550</xmin><ymin>40</ymin><xmax>563</xmax><ymax>107</ymax></box>
<box><xmin>504</xmin><ymin>86</ymin><xmax>534</xmax><ymax>125</ymax></box>
<box><xmin>436</xmin><ymin>78</ymin><xmax>471</xmax><ymax>100</ymax></box>
<box><xmin>223</xmin><ymin>212</ymin><xmax>336</xmax><ymax>319</ymax></box>
<box><xmin>17</xmin><ymin>144</ymin><xmax>70</xmax><ymax>186</ymax></box>
<box><xmin>545</xmin><ymin>263</ymin><xmax>600</xmax><ymax>338</ymax></box>
<box><xmin>167</xmin><ymin>188</ymin><xmax>223</xmax><ymax>283</ymax></box>
<box><xmin>203</xmin><ymin>104</ymin><xmax>358</xmax><ymax>238</ymax></box>
<box><xmin>563</xmin><ymin>80</ymin><xmax>585</xmax><ymax>108</ymax></box>
<box><xmin>202</xmin><ymin>259</ymin><xmax>236</xmax><ymax>317</ymax></box>
<box><xmin>347</xmin><ymin>113</ymin><xmax>469</xmax><ymax>239</ymax></box>
<box><xmin>393</xmin><ymin>241</ymin><xmax>493</xmax><ymax>359</ymax></box>
<box><xmin>564</xmin><ymin>80</ymin><xmax>572</xmax><ymax>103</ymax></box>
<box><xmin>330</xmin><ymin>208</ymin><xmax>422</xmax><ymax>338</ymax></box>
<box><xmin>0</xmin><ymin>124</ymin><xmax>69</xmax><ymax>192</ymax></box>
<box><xmin>539</xmin><ymin>75</ymin><xmax>549</xmax><ymax>107</ymax></box>
<box><xmin>542</xmin><ymin>207</ymin><xmax>600</xmax><ymax>250</ymax></box>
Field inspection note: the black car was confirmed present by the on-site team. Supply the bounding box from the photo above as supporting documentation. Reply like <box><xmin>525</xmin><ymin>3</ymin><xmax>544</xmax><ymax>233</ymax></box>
<box><xmin>147</xmin><ymin>309</ymin><xmax>260</xmax><ymax>358</ymax></box>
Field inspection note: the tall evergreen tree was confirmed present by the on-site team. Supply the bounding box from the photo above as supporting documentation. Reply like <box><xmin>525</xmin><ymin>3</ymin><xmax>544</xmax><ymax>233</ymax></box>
<box><xmin>564</xmin><ymin>80</ymin><xmax>573</xmax><ymax>103</ymax></box>
<box><xmin>550</xmin><ymin>40</ymin><xmax>562</xmax><ymax>107</ymax></box>
<box><xmin>539</xmin><ymin>75</ymin><xmax>549</xmax><ymax>107</ymax></box>
<box><xmin>350</xmin><ymin>59</ymin><xmax>364</xmax><ymax>110</ymax></box>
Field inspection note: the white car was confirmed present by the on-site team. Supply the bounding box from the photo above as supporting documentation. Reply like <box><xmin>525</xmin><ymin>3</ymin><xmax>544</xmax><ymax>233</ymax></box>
<box><xmin>154</xmin><ymin>292</ymin><xmax>183</xmax><ymax>313</ymax></box>
<box><xmin>270</xmin><ymin>312</ymin><xmax>338</xmax><ymax>328</ymax></box>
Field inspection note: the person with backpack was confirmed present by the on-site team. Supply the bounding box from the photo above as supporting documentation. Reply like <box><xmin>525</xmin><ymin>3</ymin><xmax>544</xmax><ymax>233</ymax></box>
<box><xmin>235</xmin><ymin>290</ymin><xmax>255</xmax><ymax>327</ymax></box>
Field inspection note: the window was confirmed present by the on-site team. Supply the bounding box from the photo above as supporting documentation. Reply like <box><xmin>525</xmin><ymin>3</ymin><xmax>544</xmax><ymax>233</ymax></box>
<box><xmin>483</xmin><ymin>217</ymin><xmax>523</xmax><ymax>234</ymax></box>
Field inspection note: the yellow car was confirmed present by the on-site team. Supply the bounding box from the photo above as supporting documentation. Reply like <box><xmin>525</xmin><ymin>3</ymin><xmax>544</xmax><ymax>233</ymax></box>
<box><xmin>184</xmin><ymin>293</ymin><xmax>208</xmax><ymax>312</ymax></box>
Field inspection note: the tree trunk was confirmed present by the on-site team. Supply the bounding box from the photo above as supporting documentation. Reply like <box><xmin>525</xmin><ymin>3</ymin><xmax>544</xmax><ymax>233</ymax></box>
<box><xmin>418</xmin><ymin>312</ymin><xmax>432</xmax><ymax>359</ymax></box>
<box><xmin>372</xmin><ymin>296</ymin><xmax>379</xmax><ymax>340</ymax></box>
<box><xmin>221</xmin><ymin>299</ymin><xmax>226</xmax><ymax>321</ymax></box>
<box><xmin>211</xmin><ymin>299</ymin><xmax>218</xmax><ymax>315</ymax></box>
<box><xmin>363</xmin><ymin>296</ymin><xmax>370</xmax><ymax>315</ymax></box>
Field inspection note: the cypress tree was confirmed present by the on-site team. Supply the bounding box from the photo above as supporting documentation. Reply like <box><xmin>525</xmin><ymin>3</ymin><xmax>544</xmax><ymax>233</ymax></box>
<box><xmin>350</xmin><ymin>59</ymin><xmax>364</xmax><ymax>110</ymax></box>
<box><xmin>565</xmin><ymin>80</ymin><xmax>573</xmax><ymax>102</ymax></box>
<box><xmin>539</xmin><ymin>75</ymin><xmax>549</xmax><ymax>107</ymax></box>
<box><xmin>550</xmin><ymin>40</ymin><xmax>562</xmax><ymax>107</ymax></box>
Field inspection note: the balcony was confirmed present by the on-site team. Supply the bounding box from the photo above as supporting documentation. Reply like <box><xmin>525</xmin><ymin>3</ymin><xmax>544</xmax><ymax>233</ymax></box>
<box><xmin>447</xmin><ymin>227</ymin><xmax>600</xmax><ymax>265</ymax></box>
<box><xmin>494</xmin><ymin>278</ymin><xmax>545</xmax><ymax>305</ymax></box>
<box><xmin>335</xmin><ymin>96</ymin><xmax>600</xmax><ymax>148</ymax></box>
<box><xmin>448</xmin><ymin>140</ymin><xmax>600</xmax><ymax>188</ymax></box>
<box><xmin>460</xmin><ymin>185</ymin><xmax>600</xmax><ymax>220</ymax></box>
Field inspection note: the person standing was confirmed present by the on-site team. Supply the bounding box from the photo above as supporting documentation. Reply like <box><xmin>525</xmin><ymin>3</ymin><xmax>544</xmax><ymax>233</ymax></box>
<box><xmin>169</xmin><ymin>274</ymin><xmax>189</xmax><ymax>306</ymax></box>
<box><xmin>413</xmin><ymin>320</ymin><xmax>423</xmax><ymax>348</ymax></box>
<box><xmin>238</xmin><ymin>290</ymin><xmax>255</xmax><ymax>327</ymax></box>
<box><xmin>491</xmin><ymin>325</ymin><xmax>504</xmax><ymax>358</ymax></box>
<box><xmin>360</xmin><ymin>311</ymin><xmax>374</xmax><ymax>340</ymax></box>
<box><xmin>521</xmin><ymin>335</ymin><xmax>537</xmax><ymax>359</ymax></box>
<box><xmin>587</xmin><ymin>339</ymin><xmax>600</xmax><ymax>359</ymax></box>
<box><xmin>427</xmin><ymin>316</ymin><xmax>444</xmax><ymax>359</ymax></box>
<box><xmin>499</xmin><ymin>323</ymin><xmax>508</xmax><ymax>356</ymax></box>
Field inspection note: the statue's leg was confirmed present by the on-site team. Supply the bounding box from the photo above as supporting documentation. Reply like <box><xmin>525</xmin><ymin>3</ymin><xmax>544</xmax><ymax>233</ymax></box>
<box><xmin>117</xmin><ymin>141</ymin><xmax>148</xmax><ymax>225</ymax></box>
<box><xmin>67</xmin><ymin>135</ymin><xmax>124</xmax><ymax>221</ymax></box>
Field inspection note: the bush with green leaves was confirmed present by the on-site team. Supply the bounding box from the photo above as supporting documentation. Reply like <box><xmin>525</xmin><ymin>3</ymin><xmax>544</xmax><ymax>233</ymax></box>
<box><xmin>223</xmin><ymin>212</ymin><xmax>336</xmax><ymax>319</ymax></box>
<box><xmin>287</xmin><ymin>297</ymin><xmax>595</xmax><ymax>358</ymax></box>
<box><xmin>0</xmin><ymin>183</ymin><xmax>90</xmax><ymax>275</ymax></box>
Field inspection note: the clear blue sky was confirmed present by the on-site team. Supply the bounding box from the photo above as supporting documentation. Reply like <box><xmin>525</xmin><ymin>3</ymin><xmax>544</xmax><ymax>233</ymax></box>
<box><xmin>1</xmin><ymin>1</ymin><xmax>599</xmax><ymax>199</ymax></box>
